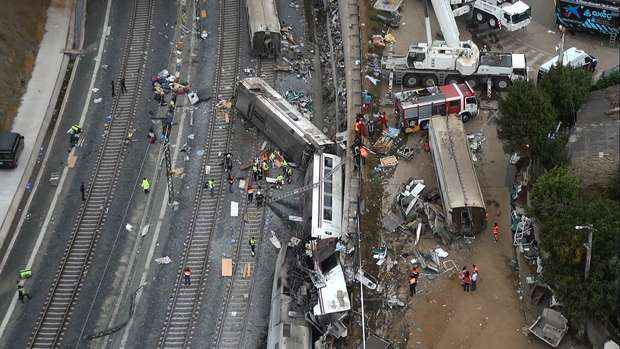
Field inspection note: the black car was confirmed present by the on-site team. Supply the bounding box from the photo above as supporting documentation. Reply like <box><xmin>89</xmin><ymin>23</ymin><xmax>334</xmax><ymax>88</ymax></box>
<box><xmin>0</xmin><ymin>132</ymin><xmax>25</xmax><ymax>169</ymax></box>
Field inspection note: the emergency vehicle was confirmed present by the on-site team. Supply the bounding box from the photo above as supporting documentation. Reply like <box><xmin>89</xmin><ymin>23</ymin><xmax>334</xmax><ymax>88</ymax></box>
<box><xmin>394</xmin><ymin>82</ymin><xmax>478</xmax><ymax>129</ymax></box>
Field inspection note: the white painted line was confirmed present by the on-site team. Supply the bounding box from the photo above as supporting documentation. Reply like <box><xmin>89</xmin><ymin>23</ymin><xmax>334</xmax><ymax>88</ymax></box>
<box><xmin>0</xmin><ymin>0</ymin><xmax>113</xmax><ymax>340</ymax></box>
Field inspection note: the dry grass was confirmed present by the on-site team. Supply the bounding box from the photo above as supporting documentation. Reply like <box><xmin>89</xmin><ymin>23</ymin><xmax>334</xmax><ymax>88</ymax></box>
<box><xmin>0</xmin><ymin>0</ymin><xmax>51</xmax><ymax>131</ymax></box>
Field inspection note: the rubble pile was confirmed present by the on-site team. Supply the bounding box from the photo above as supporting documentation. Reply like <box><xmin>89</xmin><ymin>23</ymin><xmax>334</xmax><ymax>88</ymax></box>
<box><xmin>284</xmin><ymin>90</ymin><xmax>314</xmax><ymax>119</ymax></box>
<box><xmin>324</xmin><ymin>0</ymin><xmax>347</xmax><ymax>122</ymax></box>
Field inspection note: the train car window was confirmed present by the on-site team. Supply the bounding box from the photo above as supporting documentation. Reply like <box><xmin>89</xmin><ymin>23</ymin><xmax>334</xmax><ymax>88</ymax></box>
<box><xmin>324</xmin><ymin>157</ymin><xmax>333</xmax><ymax>168</ymax></box>
<box><xmin>324</xmin><ymin>194</ymin><xmax>332</xmax><ymax>207</ymax></box>
<box><xmin>324</xmin><ymin>182</ymin><xmax>332</xmax><ymax>193</ymax></box>
<box><xmin>323</xmin><ymin>208</ymin><xmax>332</xmax><ymax>221</ymax></box>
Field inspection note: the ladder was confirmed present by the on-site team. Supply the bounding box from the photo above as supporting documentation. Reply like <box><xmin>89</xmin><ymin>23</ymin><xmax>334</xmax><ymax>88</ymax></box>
<box><xmin>266</xmin><ymin>160</ymin><xmax>345</xmax><ymax>203</ymax></box>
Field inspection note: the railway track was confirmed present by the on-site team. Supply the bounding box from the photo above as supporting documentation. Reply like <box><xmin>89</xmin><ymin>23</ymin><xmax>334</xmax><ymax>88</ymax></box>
<box><xmin>211</xmin><ymin>58</ymin><xmax>275</xmax><ymax>349</ymax></box>
<box><xmin>27</xmin><ymin>0</ymin><xmax>155</xmax><ymax>347</ymax></box>
<box><xmin>157</xmin><ymin>0</ymin><xmax>243</xmax><ymax>347</ymax></box>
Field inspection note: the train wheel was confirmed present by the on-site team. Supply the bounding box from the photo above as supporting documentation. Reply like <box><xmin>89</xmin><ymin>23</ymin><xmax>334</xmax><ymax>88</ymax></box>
<box><xmin>460</xmin><ymin>112</ymin><xmax>471</xmax><ymax>123</ymax></box>
<box><xmin>424</xmin><ymin>76</ymin><xmax>437</xmax><ymax>87</ymax></box>
<box><xmin>475</xmin><ymin>11</ymin><xmax>485</xmax><ymax>23</ymax></box>
<box><xmin>404</xmin><ymin>74</ymin><xmax>419</xmax><ymax>88</ymax></box>
<box><xmin>494</xmin><ymin>77</ymin><xmax>510</xmax><ymax>90</ymax></box>
<box><xmin>488</xmin><ymin>17</ymin><xmax>498</xmax><ymax>28</ymax></box>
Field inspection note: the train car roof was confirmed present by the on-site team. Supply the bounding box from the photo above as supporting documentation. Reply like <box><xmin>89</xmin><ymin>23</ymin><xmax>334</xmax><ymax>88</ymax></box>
<box><xmin>239</xmin><ymin>77</ymin><xmax>333</xmax><ymax>149</ymax></box>
<box><xmin>247</xmin><ymin>0</ymin><xmax>282</xmax><ymax>34</ymax></box>
<box><xmin>429</xmin><ymin>117</ymin><xmax>485</xmax><ymax>210</ymax></box>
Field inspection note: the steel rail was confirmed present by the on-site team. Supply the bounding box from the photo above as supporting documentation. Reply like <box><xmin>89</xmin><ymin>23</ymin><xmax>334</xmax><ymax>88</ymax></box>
<box><xmin>157</xmin><ymin>0</ymin><xmax>242</xmax><ymax>347</ymax></box>
<box><xmin>27</xmin><ymin>0</ymin><xmax>155</xmax><ymax>347</ymax></box>
<box><xmin>211</xmin><ymin>57</ymin><xmax>275</xmax><ymax>349</ymax></box>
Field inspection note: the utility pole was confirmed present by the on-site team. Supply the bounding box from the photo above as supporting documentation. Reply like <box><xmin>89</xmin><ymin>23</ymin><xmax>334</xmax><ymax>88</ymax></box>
<box><xmin>575</xmin><ymin>225</ymin><xmax>593</xmax><ymax>279</ymax></box>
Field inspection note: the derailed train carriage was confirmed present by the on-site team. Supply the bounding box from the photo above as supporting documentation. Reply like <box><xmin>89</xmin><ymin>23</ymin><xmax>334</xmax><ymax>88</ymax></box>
<box><xmin>235</xmin><ymin>77</ymin><xmax>334</xmax><ymax>165</ymax></box>
<box><xmin>246</xmin><ymin>0</ymin><xmax>282</xmax><ymax>57</ymax></box>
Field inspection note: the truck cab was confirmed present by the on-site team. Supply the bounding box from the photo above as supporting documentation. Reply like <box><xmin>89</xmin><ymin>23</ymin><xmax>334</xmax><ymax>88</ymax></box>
<box><xmin>500</xmin><ymin>1</ymin><xmax>532</xmax><ymax>30</ymax></box>
<box><xmin>537</xmin><ymin>47</ymin><xmax>598</xmax><ymax>82</ymax></box>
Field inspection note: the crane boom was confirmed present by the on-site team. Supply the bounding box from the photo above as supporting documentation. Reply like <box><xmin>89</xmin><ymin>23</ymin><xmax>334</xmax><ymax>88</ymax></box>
<box><xmin>267</xmin><ymin>160</ymin><xmax>344</xmax><ymax>203</ymax></box>
<box><xmin>428</xmin><ymin>0</ymin><xmax>462</xmax><ymax>48</ymax></box>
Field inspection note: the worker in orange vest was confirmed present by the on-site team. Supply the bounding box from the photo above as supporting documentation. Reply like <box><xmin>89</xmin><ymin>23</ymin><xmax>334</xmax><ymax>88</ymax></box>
<box><xmin>183</xmin><ymin>267</ymin><xmax>192</xmax><ymax>286</ymax></box>
<box><xmin>492</xmin><ymin>223</ymin><xmax>500</xmax><ymax>242</ymax></box>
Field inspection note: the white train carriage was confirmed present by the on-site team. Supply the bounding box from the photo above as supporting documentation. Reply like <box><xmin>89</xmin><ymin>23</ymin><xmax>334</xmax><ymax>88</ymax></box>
<box><xmin>246</xmin><ymin>0</ymin><xmax>282</xmax><ymax>57</ymax></box>
<box><xmin>235</xmin><ymin>77</ymin><xmax>334</xmax><ymax>165</ymax></box>
<box><xmin>303</xmin><ymin>153</ymin><xmax>343</xmax><ymax>240</ymax></box>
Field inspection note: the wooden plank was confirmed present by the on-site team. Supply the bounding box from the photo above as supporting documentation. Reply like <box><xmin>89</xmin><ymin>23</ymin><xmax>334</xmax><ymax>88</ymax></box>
<box><xmin>380</xmin><ymin>155</ymin><xmax>398</xmax><ymax>167</ymax></box>
<box><xmin>243</xmin><ymin>263</ymin><xmax>253</xmax><ymax>278</ymax></box>
<box><xmin>200</xmin><ymin>9</ymin><xmax>208</xmax><ymax>18</ymax></box>
<box><xmin>222</xmin><ymin>258</ymin><xmax>233</xmax><ymax>276</ymax></box>
<box><xmin>67</xmin><ymin>150</ymin><xmax>78</xmax><ymax>168</ymax></box>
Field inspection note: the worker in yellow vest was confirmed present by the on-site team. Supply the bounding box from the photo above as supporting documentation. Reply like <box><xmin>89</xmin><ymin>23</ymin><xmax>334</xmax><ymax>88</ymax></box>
<box><xmin>141</xmin><ymin>177</ymin><xmax>151</xmax><ymax>194</ymax></box>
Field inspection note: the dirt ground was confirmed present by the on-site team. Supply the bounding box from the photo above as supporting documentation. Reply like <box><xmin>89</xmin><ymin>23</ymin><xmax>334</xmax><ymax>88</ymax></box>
<box><xmin>0</xmin><ymin>0</ymin><xmax>51</xmax><ymax>131</ymax></box>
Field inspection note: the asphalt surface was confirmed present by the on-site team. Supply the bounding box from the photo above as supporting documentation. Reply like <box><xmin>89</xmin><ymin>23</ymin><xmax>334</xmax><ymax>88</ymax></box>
<box><xmin>0</xmin><ymin>0</ymin><xmax>333</xmax><ymax>347</ymax></box>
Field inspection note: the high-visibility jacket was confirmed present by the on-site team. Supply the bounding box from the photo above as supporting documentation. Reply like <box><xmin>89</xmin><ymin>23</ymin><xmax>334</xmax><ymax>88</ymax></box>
<box><xmin>249</xmin><ymin>237</ymin><xmax>257</xmax><ymax>246</ymax></box>
<box><xmin>276</xmin><ymin>175</ymin><xmax>284</xmax><ymax>182</ymax></box>
<box><xmin>207</xmin><ymin>179</ymin><xmax>215</xmax><ymax>188</ymax></box>
<box><xmin>262</xmin><ymin>162</ymin><xmax>269</xmax><ymax>171</ymax></box>
<box><xmin>141</xmin><ymin>179</ymin><xmax>151</xmax><ymax>190</ymax></box>
<box><xmin>70</xmin><ymin>125</ymin><xmax>81</xmax><ymax>134</ymax></box>
<box><xmin>282</xmin><ymin>159</ymin><xmax>288</xmax><ymax>168</ymax></box>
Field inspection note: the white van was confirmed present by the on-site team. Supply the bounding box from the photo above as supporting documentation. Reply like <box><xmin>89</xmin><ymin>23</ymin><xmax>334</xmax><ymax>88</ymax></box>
<box><xmin>537</xmin><ymin>47</ymin><xmax>597</xmax><ymax>82</ymax></box>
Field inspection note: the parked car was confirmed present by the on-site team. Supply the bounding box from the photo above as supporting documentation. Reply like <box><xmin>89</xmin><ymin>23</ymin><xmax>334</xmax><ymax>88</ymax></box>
<box><xmin>0</xmin><ymin>132</ymin><xmax>25</xmax><ymax>169</ymax></box>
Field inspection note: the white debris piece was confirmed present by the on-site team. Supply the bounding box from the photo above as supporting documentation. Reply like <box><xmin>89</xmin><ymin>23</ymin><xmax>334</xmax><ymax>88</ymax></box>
<box><xmin>155</xmin><ymin>256</ymin><xmax>172</xmax><ymax>264</ymax></box>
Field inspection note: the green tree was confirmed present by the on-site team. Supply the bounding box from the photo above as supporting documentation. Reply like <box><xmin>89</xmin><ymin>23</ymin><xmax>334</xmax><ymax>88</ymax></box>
<box><xmin>529</xmin><ymin>166</ymin><xmax>580</xmax><ymax>221</ymax></box>
<box><xmin>497</xmin><ymin>80</ymin><xmax>557</xmax><ymax>158</ymax></box>
<box><xmin>538</xmin><ymin>198</ymin><xmax>620</xmax><ymax>330</ymax></box>
<box><xmin>539</xmin><ymin>65</ymin><xmax>593</xmax><ymax>126</ymax></box>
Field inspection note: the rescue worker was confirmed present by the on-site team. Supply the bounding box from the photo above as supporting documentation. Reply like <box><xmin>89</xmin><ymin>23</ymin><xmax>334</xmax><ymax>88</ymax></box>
<box><xmin>141</xmin><ymin>177</ymin><xmax>151</xmax><ymax>194</ymax></box>
<box><xmin>68</xmin><ymin>124</ymin><xmax>82</xmax><ymax>135</ymax></box>
<box><xmin>463</xmin><ymin>271</ymin><xmax>472</xmax><ymax>292</ymax></box>
<box><xmin>492</xmin><ymin>222</ymin><xmax>500</xmax><ymax>242</ymax></box>
<box><xmin>228</xmin><ymin>174</ymin><xmax>236</xmax><ymax>193</ymax></box>
<box><xmin>360</xmin><ymin>145</ymin><xmax>369</xmax><ymax>166</ymax></box>
<box><xmin>205</xmin><ymin>178</ymin><xmax>216</xmax><ymax>194</ymax></box>
<box><xmin>120</xmin><ymin>77</ymin><xmax>127</xmax><ymax>94</ymax></box>
<box><xmin>285</xmin><ymin>167</ymin><xmax>293</xmax><ymax>184</ymax></box>
<box><xmin>409</xmin><ymin>268</ymin><xmax>419</xmax><ymax>296</ymax></box>
<box><xmin>249</xmin><ymin>236</ymin><xmax>257</xmax><ymax>256</ymax></box>
<box><xmin>147</xmin><ymin>128</ymin><xmax>156</xmax><ymax>144</ymax></box>
<box><xmin>269</xmin><ymin>151</ymin><xmax>276</xmax><ymax>167</ymax></box>
<box><xmin>262</xmin><ymin>160</ymin><xmax>269</xmax><ymax>175</ymax></box>
<box><xmin>275</xmin><ymin>174</ymin><xmax>284</xmax><ymax>189</ymax></box>
<box><xmin>80</xmin><ymin>182</ymin><xmax>86</xmax><ymax>201</ymax></box>
<box><xmin>378</xmin><ymin>111</ymin><xmax>388</xmax><ymax>130</ymax></box>
<box><xmin>17</xmin><ymin>281</ymin><xmax>31</xmax><ymax>303</ymax></box>
<box><xmin>256</xmin><ymin>190</ymin><xmax>264</xmax><ymax>207</ymax></box>
<box><xmin>471</xmin><ymin>268</ymin><xmax>479</xmax><ymax>291</ymax></box>
<box><xmin>224</xmin><ymin>153</ymin><xmax>233</xmax><ymax>173</ymax></box>
<box><xmin>247</xmin><ymin>185</ymin><xmax>254</xmax><ymax>203</ymax></box>
<box><xmin>251</xmin><ymin>162</ymin><xmax>259</xmax><ymax>182</ymax></box>
<box><xmin>281</xmin><ymin>158</ymin><xmax>288</xmax><ymax>169</ymax></box>
<box><xmin>183</xmin><ymin>267</ymin><xmax>192</xmax><ymax>286</ymax></box>
<box><xmin>353</xmin><ymin>145</ymin><xmax>361</xmax><ymax>171</ymax></box>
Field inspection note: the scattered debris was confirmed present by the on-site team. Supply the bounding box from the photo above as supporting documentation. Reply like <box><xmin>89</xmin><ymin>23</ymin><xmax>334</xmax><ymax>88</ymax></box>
<box><xmin>155</xmin><ymin>256</ymin><xmax>172</xmax><ymax>264</ymax></box>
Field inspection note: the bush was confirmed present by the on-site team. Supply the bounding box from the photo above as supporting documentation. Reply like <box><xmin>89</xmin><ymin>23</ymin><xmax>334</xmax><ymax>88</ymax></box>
<box><xmin>591</xmin><ymin>69</ymin><xmax>620</xmax><ymax>91</ymax></box>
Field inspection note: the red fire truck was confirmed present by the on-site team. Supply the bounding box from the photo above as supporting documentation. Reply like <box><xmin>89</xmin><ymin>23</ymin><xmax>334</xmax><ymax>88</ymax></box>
<box><xmin>394</xmin><ymin>82</ymin><xmax>478</xmax><ymax>129</ymax></box>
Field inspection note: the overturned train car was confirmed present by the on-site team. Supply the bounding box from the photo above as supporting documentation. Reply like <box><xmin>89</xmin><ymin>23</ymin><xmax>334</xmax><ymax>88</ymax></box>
<box><xmin>235</xmin><ymin>77</ymin><xmax>334</xmax><ymax>165</ymax></box>
<box><xmin>247</xmin><ymin>0</ymin><xmax>282</xmax><ymax>57</ymax></box>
